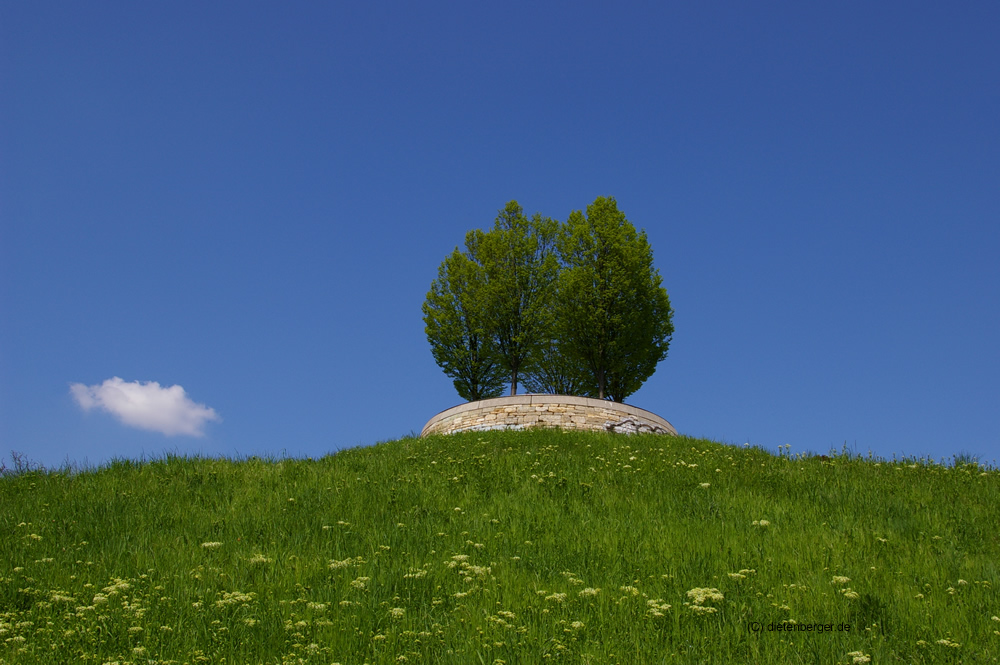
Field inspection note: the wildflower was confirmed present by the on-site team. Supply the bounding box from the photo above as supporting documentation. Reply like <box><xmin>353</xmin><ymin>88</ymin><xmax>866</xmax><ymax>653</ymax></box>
<box><xmin>461</xmin><ymin>563</ymin><xmax>491</xmax><ymax>577</ymax></box>
<box><xmin>579</xmin><ymin>588</ymin><xmax>601</xmax><ymax>597</ymax></box>
<box><xmin>215</xmin><ymin>591</ymin><xmax>255</xmax><ymax>607</ymax></box>
<box><xmin>646</xmin><ymin>599</ymin><xmax>671</xmax><ymax>616</ymax></box>
<box><xmin>699</xmin><ymin>483</ymin><xmax>711</xmax><ymax>489</ymax></box>
<box><xmin>545</xmin><ymin>593</ymin><xmax>568</xmax><ymax>603</ymax></box>
<box><xmin>620</xmin><ymin>586</ymin><xmax>640</xmax><ymax>596</ymax></box>
<box><xmin>498</xmin><ymin>611</ymin><xmax>516</xmax><ymax>620</ymax></box>
<box><xmin>200</xmin><ymin>541</ymin><xmax>223</xmax><ymax>549</ymax></box>
<box><xmin>329</xmin><ymin>558</ymin><xmax>356</xmax><ymax>570</ymax></box>
<box><xmin>846</xmin><ymin>651</ymin><xmax>870</xmax><ymax>664</ymax></box>
<box><xmin>102</xmin><ymin>579</ymin><xmax>131</xmax><ymax>595</ymax></box>
<box><xmin>686</xmin><ymin>588</ymin><xmax>724</xmax><ymax>605</ymax></box>
<box><xmin>831</xmin><ymin>576</ymin><xmax>851</xmax><ymax>585</ymax></box>
<box><xmin>350</xmin><ymin>576</ymin><xmax>370</xmax><ymax>590</ymax></box>
<box><xmin>689</xmin><ymin>605</ymin><xmax>717</xmax><ymax>614</ymax></box>
<box><xmin>389</xmin><ymin>607</ymin><xmax>406</xmax><ymax>619</ymax></box>
<box><xmin>249</xmin><ymin>554</ymin><xmax>271</xmax><ymax>565</ymax></box>
<box><xmin>841</xmin><ymin>588</ymin><xmax>860</xmax><ymax>600</ymax></box>
<box><xmin>570</xmin><ymin>621</ymin><xmax>585</xmax><ymax>630</ymax></box>
<box><xmin>752</xmin><ymin>520</ymin><xmax>770</xmax><ymax>527</ymax></box>
<box><xmin>936</xmin><ymin>638</ymin><xmax>961</xmax><ymax>648</ymax></box>
<box><xmin>306</xmin><ymin>602</ymin><xmax>327</xmax><ymax>611</ymax></box>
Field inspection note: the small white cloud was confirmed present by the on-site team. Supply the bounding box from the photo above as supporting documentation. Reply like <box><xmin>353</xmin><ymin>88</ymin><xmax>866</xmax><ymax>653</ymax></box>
<box><xmin>70</xmin><ymin>377</ymin><xmax>220</xmax><ymax>437</ymax></box>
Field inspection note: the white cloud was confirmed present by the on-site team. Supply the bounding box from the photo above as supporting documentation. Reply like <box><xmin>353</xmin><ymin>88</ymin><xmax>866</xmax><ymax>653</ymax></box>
<box><xmin>70</xmin><ymin>377</ymin><xmax>221</xmax><ymax>437</ymax></box>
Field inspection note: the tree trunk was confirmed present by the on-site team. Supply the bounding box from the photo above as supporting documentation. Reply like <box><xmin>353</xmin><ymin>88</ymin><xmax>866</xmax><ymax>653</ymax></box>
<box><xmin>510</xmin><ymin>368</ymin><xmax>518</xmax><ymax>396</ymax></box>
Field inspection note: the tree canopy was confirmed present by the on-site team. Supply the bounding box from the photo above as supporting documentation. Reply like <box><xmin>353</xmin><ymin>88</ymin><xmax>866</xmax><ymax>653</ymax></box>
<box><xmin>421</xmin><ymin>248</ymin><xmax>506</xmax><ymax>401</ymax></box>
<box><xmin>555</xmin><ymin>197</ymin><xmax>674</xmax><ymax>401</ymax></box>
<box><xmin>466</xmin><ymin>202</ymin><xmax>560</xmax><ymax>395</ymax></box>
<box><xmin>424</xmin><ymin>197</ymin><xmax>673</xmax><ymax>403</ymax></box>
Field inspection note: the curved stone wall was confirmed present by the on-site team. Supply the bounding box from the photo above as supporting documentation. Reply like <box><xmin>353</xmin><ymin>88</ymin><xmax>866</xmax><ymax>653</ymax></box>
<box><xmin>421</xmin><ymin>395</ymin><xmax>676</xmax><ymax>437</ymax></box>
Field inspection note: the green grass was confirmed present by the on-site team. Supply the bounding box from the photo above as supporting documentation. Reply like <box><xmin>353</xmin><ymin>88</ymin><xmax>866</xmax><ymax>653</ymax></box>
<box><xmin>1</xmin><ymin>430</ymin><xmax>999</xmax><ymax>664</ymax></box>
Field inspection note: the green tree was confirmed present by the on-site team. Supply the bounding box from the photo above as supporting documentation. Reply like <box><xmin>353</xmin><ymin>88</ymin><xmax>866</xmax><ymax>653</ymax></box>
<box><xmin>520</xmin><ymin>336</ymin><xmax>593</xmax><ymax>396</ymax></box>
<box><xmin>422</xmin><ymin>248</ymin><xmax>506</xmax><ymax>401</ymax></box>
<box><xmin>466</xmin><ymin>201</ymin><xmax>560</xmax><ymax>396</ymax></box>
<box><xmin>555</xmin><ymin>196</ymin><xmax>674</xmax><ymax>401</ymax></box>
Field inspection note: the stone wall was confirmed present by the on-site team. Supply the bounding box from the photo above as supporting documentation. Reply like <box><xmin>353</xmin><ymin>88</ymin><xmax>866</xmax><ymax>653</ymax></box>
<box><xmin>420</xmin><ymin>395</ymin><xmax>676</xmax><ymax>437</ymax></box>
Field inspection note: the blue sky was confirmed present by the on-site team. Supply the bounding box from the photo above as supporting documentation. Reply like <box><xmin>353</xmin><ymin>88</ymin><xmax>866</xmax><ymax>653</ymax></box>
<box><xmin>2</xmin><ymin>2</ymin><xmax>998</xmax><ymax>470</ymax></box>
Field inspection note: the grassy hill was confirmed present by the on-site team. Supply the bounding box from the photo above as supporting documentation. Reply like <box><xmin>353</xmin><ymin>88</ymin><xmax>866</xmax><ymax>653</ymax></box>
<box><xmin>1</xmin><ymin>429</ymin><xmax>998</xmax><ymax>664</ymax></box>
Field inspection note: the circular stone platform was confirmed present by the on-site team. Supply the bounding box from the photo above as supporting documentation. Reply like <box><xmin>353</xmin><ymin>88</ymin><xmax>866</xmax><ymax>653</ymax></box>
<box><xmin>420</xmin><ymin>394</ymin><xmax>676</xmax><ymax>437</ymax></box>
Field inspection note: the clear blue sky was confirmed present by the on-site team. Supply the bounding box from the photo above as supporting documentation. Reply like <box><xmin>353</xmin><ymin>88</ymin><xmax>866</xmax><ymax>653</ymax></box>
<box><xmin>2</xmin><ymin>2</ymin><xmax>998</xmax><ymax>470</ymax></box>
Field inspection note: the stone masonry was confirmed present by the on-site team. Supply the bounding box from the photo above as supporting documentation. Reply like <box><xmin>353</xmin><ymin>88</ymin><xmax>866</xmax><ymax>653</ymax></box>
<box><xmin>420</xmin><ymin>395</ymin><xmax>676</xmax><ymax>437</ymax></box>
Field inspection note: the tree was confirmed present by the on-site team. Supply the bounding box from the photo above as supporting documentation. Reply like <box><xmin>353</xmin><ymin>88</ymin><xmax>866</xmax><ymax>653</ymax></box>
<box><xmin>425</xmin><ymin>196</ymin><xmax>674</xmax><ymax>404</ymax></box>
<box><xmin>555</xmin><ymin>196</ymin><xmax>674</xmax><ymax>401</ymax></box>
<box><xmin>466</xmin><ymin>201</ymin><xmax>560</xmax><ymax>396</ymax></box>
<box><xmin>520</xmin><ymin>335</ymin><xmax>593</xmax><ymax>396</ymax></box>
<box><xmin>422</xmin><ymin>248</ymin><xmax>506</xmax><ymax>401</ymax></box>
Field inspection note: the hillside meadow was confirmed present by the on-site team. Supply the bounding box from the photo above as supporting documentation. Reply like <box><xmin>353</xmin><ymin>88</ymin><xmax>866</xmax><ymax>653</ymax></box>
<box><xmin>1</xmin><ymin>429</ymin><xmax>998</xmax><ymax>664</ymax></box>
